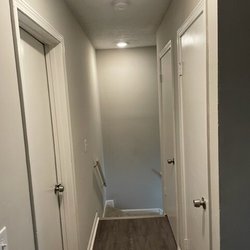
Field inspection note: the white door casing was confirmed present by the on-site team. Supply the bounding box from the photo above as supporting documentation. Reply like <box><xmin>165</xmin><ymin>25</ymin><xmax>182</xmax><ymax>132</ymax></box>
<box><xmin>11</xmin><ymin>1</ymin><xmax>80</xmax><ymax>250</ymax></box>
<box><xmin>20</xmin><ymin>28</ymin><xmax>63</xmax><ymax>249</ymax></box>
<box><xmin>177</xmin><ymin>1</ymin><xmax>210</xmax><ymax>250</ymax></box>
<box><xmin>159</xmin><ymin>42</ymin><xmax>178</xmax><ymax>240</ymax></box>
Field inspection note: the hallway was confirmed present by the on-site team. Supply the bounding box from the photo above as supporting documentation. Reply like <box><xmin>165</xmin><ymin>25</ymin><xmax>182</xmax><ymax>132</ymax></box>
<box><xmin>93</xmin><ymin>217</ymin><xmax>176</xmax><ymax>250</ymax></box>
<box><xmin>0</xmin><ymin>0</ymin><xmax>229</xmax><ymax>249</ymax></box>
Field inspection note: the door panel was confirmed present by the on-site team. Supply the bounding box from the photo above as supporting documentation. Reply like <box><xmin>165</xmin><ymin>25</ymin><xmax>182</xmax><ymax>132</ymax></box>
<box><xmin>160</xmin><ymin>47</ymin><xmax>177</xmax><ymax>239</ymax></box>
<box><xmin>20</xmin><ymin>28</ymin><xmax>63</xmax><ymax>250</ymax></box>
<box><xmin>179</xmin><ymin>8</ymin><xmax>210</xmax><ymax>250</ymax></box>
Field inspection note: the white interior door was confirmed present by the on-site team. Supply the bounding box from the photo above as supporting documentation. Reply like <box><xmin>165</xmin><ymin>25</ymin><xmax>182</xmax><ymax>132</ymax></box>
<box><xmin>20</xmin><ymin>28</ymin><xmax>63</xmax><ymax>250</ymax></box>
<box><xmin>160</xmin><ymin>45</ymin><xmax>177</xmax><ymax>239</ymax></box>
<box><xmin>178</xmin><ymin>4</ymin><xmax>210</xmax><ymax>250</ymax></box>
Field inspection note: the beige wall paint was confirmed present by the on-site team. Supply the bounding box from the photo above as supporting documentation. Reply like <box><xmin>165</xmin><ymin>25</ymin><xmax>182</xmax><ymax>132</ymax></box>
<box><xmin>97</xmin><ymin>47</ymin><xmax>163</xmax><ymax>209</ymax></box>
<box><xmin>1</xmin><ymin>0</ymin><xmax>104</xmax><ymax>249</ymax></box>
<box><xmin>157</xmin><ymin>0</ymin><xmax>219</xmax><ymax>249</ymax></box>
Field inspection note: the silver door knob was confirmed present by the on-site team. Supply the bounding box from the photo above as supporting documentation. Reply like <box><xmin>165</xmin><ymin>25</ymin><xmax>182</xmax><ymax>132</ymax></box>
<box><xmin>54</xmin><ymin>184</ymin><xmax>65</xmax><ymax>194</ymax></box>
<box><xmin>193</xmin><ymin>197</ymin><xmax>206</xmax><ymax>209</ymax></box>
<box><xmin>167</xmin><ymin>158</ymin><xmax>175</xmax><ymax>165</ymax></box>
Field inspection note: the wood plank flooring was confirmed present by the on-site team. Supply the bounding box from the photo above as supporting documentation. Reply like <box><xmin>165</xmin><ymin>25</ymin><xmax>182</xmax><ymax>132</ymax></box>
<box><xmin>93</xmin><ymin>216</ymin><xmax>177</xmax><ymax>250</ymax></box>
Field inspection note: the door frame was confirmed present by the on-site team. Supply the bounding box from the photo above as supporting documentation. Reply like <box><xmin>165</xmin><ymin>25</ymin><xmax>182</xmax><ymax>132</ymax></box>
<box><xmin>176</xmin><ymin>0</ymin><xmax>220</xmax><ymax>249</ymax></box>
<box><xmin>10</xmin><ymin>1</ymin><xmax>80</xmax><ymax>249</ymax></box>
<box><xmin>158</xmin><ymin>41</ymin><xmax>179</xmax><ymax>245</ymax></box>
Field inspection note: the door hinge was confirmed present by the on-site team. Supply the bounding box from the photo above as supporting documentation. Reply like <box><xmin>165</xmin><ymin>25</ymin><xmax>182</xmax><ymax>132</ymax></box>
<box><xmin>184</xmin><ymin>238</ymin><xmax>190</xmax><ymax>250</ymax></box>
<box><xmin>178</xmin><ymin>61</ymin><xmax>183</xmax><ymax>76</ymax></box>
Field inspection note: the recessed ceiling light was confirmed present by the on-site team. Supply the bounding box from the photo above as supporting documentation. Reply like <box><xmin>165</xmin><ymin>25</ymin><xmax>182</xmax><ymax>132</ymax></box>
<box><xmin>116</xmin><ymin>42</ymin><xmax>128</xmax><ymax>48</ymax></box>
<box><xmin>112</xmin><ymin>0</ymin><xmax>129</xmax><ymax>11</ymax></box>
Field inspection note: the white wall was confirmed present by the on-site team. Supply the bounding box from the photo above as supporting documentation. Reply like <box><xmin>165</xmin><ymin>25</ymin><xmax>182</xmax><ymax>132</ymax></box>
<box><xmin>0</xmin><ymin>0</ymin><xmax>104</xmax><ymax>249</ymax></box>
<box><xmin>97</xmin><ymin>47</ymin><xmax>163</xmax><ymax>209</ymax></box>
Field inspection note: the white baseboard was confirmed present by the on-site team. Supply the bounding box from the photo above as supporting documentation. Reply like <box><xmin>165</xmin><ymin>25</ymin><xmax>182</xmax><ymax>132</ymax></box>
<box><xmin>105</xmin><ymin>200</ymin><xmax>114</xmax><ymax>207</ymax></box>
<box><xmin>121</xmin><ymin>208</ymin><xmax>164</xmax><ymax>215</ymax></box>
<box><xmin>87</xmin><ymin>212</ymin><xmax>99</xmax><ymax>250</ymax></box>
<box><xmin>103</xmin><ymin>200</ymin><xmax>114</xmax><ymax>217</ymax></box>
<box><xmin>102</xmin><ymin>203</ymin><xmax>163</xmax><ymax>219</ymax></box>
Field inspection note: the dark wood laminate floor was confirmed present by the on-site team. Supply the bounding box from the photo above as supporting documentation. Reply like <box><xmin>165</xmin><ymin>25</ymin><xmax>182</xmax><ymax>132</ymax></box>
<box><xmin>93</xmin><ymin>216</ymin><xmax>177</xmax><ymax>250</ymax></box>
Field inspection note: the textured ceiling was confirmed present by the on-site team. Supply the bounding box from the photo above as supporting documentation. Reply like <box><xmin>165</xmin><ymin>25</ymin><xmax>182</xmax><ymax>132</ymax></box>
<box><xmin>65</xmin><ymin>0</ymin><xmax>171</xmax><ymax>49</ymax></box>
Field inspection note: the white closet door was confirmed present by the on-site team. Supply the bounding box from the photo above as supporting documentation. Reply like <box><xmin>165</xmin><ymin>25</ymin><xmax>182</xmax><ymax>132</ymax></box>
<box><xmin>20</xmin><ymin>28</ymin><xmax>63</xmax><ymax>250</ymax></box>
<box><xmin>160</xmin><ymin>46</ymin><xmax>177</xmax><ymax>239</ymax></box>
<box><xmin>178</xmin><ymin>5</ymin><xmax>210</xmax><ymax>250</ymax></box>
